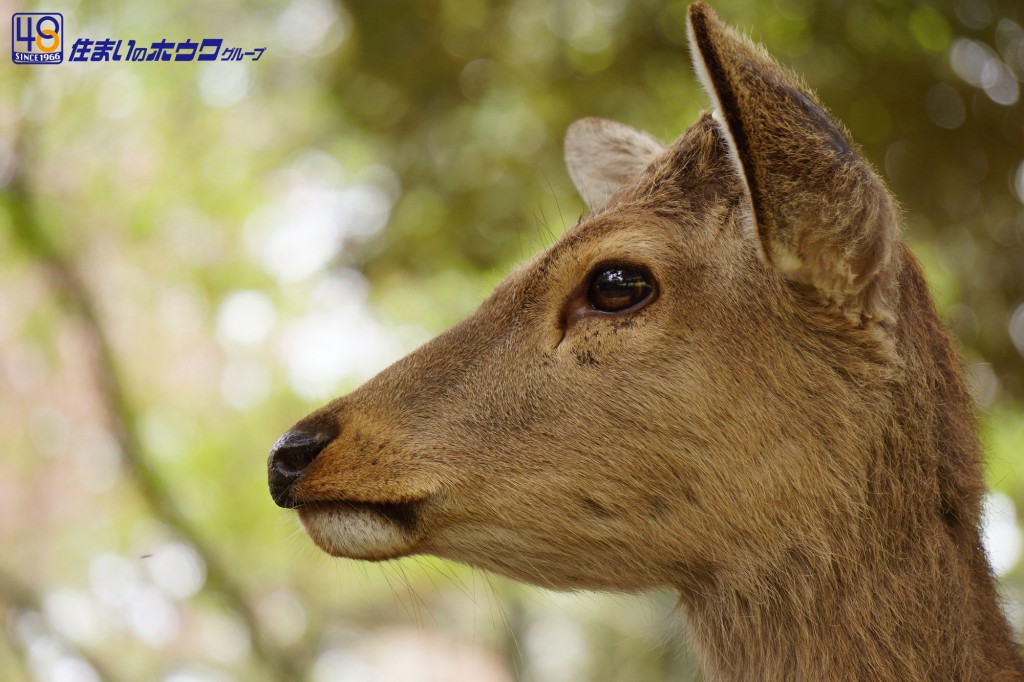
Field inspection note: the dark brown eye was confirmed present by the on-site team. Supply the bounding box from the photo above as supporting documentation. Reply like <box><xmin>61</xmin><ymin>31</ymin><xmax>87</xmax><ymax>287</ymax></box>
<box><xmin>588</xmin><ymin>266</ymin><xmax>654</xmax><ymax>313</ymax></box>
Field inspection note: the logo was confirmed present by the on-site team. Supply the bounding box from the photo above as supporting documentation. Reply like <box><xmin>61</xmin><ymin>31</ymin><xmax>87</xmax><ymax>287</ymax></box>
<box><xmin>12</xmin><ymin>13</ymin><xmax>63</xmax><ymax>64</ymax></box>
<box><xmin>10</xmin><ymin>12</ymin><xmax>266</xmax><ymax>66</ymax></box>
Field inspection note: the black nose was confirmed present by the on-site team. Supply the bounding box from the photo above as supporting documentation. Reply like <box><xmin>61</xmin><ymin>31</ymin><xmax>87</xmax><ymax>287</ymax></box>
<box><xmin>268</xmin><ymin>430</ymin><xmax>329</xmax><ymax>508</ymax></box>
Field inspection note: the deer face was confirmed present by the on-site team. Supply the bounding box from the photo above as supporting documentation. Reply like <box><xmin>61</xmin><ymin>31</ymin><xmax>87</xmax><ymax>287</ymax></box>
<box><xmin>268</xmin><ymin>3</ymin><xmax>900</xmax><ymax>592</ymax></box>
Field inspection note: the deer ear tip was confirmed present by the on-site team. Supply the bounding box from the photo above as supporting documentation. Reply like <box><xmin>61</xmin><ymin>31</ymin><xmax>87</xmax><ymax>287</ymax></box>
<box><xmin>565</xmin><ymin>118</ymin><xmax>609</xmax><ymax>163</ymax></box>
<box><xmin>687</xmin><ymin>2</ymin><xmax>709</xmax><ymax>19</ymax></box>
<box><xmin>563</xmin><ymin>119</ymin><xmax>665</xmax><ymax>213</ymax></box>
<box><xmin>565</xmin><ymin>117</ymin><xmax>603</xmax><ymax>141</ymax></box>
<box><xmin>686</xmin><ymin>4</ymin><xmax>730</xmax><ymax>81</ymax></box>
<box><xmin>686</xmin><ymin>2</ymin><xmax>718</xmax><ymax>31</ymax></box>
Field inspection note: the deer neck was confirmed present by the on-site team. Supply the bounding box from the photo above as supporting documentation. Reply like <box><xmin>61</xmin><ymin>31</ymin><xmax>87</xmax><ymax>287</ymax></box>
<box><xmin>676</xmin><ymin>493</ymin><xmax>1023</xmax><ymax>681</ymax></box>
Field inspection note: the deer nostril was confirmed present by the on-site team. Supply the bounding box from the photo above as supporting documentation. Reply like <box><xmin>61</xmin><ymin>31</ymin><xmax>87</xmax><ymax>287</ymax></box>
<box><xmin>268</xmin><ymin>430</ymin><xmax>330</xmax><ymax>508</ymax></box>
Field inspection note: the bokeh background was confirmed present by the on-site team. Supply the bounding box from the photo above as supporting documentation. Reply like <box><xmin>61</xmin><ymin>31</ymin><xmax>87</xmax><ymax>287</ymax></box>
<box><xmin>1</xmin><ymin>0</ymin><xmax>1022</xmax><ymax>680</ymax></box>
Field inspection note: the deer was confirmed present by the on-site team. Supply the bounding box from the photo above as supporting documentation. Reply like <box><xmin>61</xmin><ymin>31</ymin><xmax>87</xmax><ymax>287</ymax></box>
<box><xmin>267</xmin><ymin>4</ymin><xmax>1024</xmax><ymax>680</ymax></box>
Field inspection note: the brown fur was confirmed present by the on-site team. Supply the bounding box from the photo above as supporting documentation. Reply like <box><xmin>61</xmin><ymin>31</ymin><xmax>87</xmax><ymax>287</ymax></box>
<box><xmin>272</xmin><ymin>4</ymin><xmax>1024</xmax><ymax>679</ymax></box>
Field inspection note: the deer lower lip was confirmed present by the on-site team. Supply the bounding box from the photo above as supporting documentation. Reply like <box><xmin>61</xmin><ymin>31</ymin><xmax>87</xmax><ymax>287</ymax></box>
<box><xmin>301</xmin><ymin>499</ymin><xmax>421</xmax><ymax>531</ymax></box>
<box><xmin>296</xmin><ymin>498</ymin><xmax>426</xmax><ymax>561</ymax></box>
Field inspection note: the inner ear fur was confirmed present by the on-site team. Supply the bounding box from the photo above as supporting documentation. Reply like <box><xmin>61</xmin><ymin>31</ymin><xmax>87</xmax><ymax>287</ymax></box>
<box><xmin>687</xmin><ymin>2</ymin><xmax>898</xmax><ymax>324</ymax></box>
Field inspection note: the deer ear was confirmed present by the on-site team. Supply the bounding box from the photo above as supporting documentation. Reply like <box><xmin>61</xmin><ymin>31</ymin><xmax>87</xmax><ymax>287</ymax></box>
<box><xmin>565</xmin><ymin>117</ymin><xmax>665</xmax><ymax>213</ymax></box>
<box><xmin>686</xmin><ymin>3</ymin><xmax>898</xmax><ymax>322</ymax></box>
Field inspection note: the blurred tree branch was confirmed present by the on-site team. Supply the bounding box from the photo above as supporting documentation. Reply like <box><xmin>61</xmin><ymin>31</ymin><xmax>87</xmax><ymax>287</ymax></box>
<box><xmin>3</xmin><ymin>124</ymin><xmax>306</xmax><ymax>679</ymax></box>
<box><xmin>0</xmin><ymin>566</ymin><xmax>120</xmax><ymax>682</ymax></box>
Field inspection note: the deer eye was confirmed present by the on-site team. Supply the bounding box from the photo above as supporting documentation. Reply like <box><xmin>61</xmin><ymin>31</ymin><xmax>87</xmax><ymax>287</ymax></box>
<box><xmin>588</xmin><ymin>266</ymin><xmax>654</xmax><ymax>313</ymax></box>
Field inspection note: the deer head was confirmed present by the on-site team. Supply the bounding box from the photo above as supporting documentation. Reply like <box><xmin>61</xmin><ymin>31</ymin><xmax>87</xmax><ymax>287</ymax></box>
<box><xmin>268</xmin><ymin>2</ymin><xmax>904</xmax><ymax>592</ymax></box>
<box><xmin>266</xmin><ymin>6</ymin><xmax>1024</xmax><ymax>675</ymax></box>
<box><xmin>270</xmin><ymin>0</ymin><xmax>905</xmax><ymax>585</ymax></box>
<box><xmin>267</xmin><ymin>9</ymin><xmax>1024</xmax><ymax>679</ymax></box>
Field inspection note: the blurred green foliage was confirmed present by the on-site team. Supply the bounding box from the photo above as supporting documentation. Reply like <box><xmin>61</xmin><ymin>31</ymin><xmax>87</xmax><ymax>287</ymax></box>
<box><xmin>0</xmin><ymin>0</ymin><xmax>1022</xmax><ymax>680</ymax></box>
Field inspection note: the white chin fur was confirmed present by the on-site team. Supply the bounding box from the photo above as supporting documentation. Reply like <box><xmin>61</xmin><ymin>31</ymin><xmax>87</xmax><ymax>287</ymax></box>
<box><xmin>299</xmin><ymin>506</ymin><xmax>412</xmax><ymax>560</ymax></box>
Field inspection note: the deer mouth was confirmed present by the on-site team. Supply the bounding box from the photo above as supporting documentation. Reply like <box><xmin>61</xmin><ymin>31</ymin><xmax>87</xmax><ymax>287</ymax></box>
<box><xmin>295</xmin><ymin>498</ymin><xmax>425</xmax><ymax>560</ymax></box>
<box><xmin>301</xmin><ymin>499</ymin><xmax>421</xmax><ymax>529</ymax></box>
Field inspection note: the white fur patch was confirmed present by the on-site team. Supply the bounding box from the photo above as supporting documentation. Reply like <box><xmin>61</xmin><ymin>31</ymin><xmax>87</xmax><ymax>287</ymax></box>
<box><xmin>300</xmin><ymin>506</ymin><xmax>410</xmax><ymax>559</ymax></box>
<box><xmin>772</xmin><ymin>247</ymin><xmax>803</xmax><ymax>274</ymax></box>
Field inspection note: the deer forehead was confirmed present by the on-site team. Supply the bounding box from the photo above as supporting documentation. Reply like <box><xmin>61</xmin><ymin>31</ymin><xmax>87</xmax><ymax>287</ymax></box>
<box><xmin>504</xmin><ymin>124</ymin><xmax>746</xmax><ymax>300</ymax></box>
